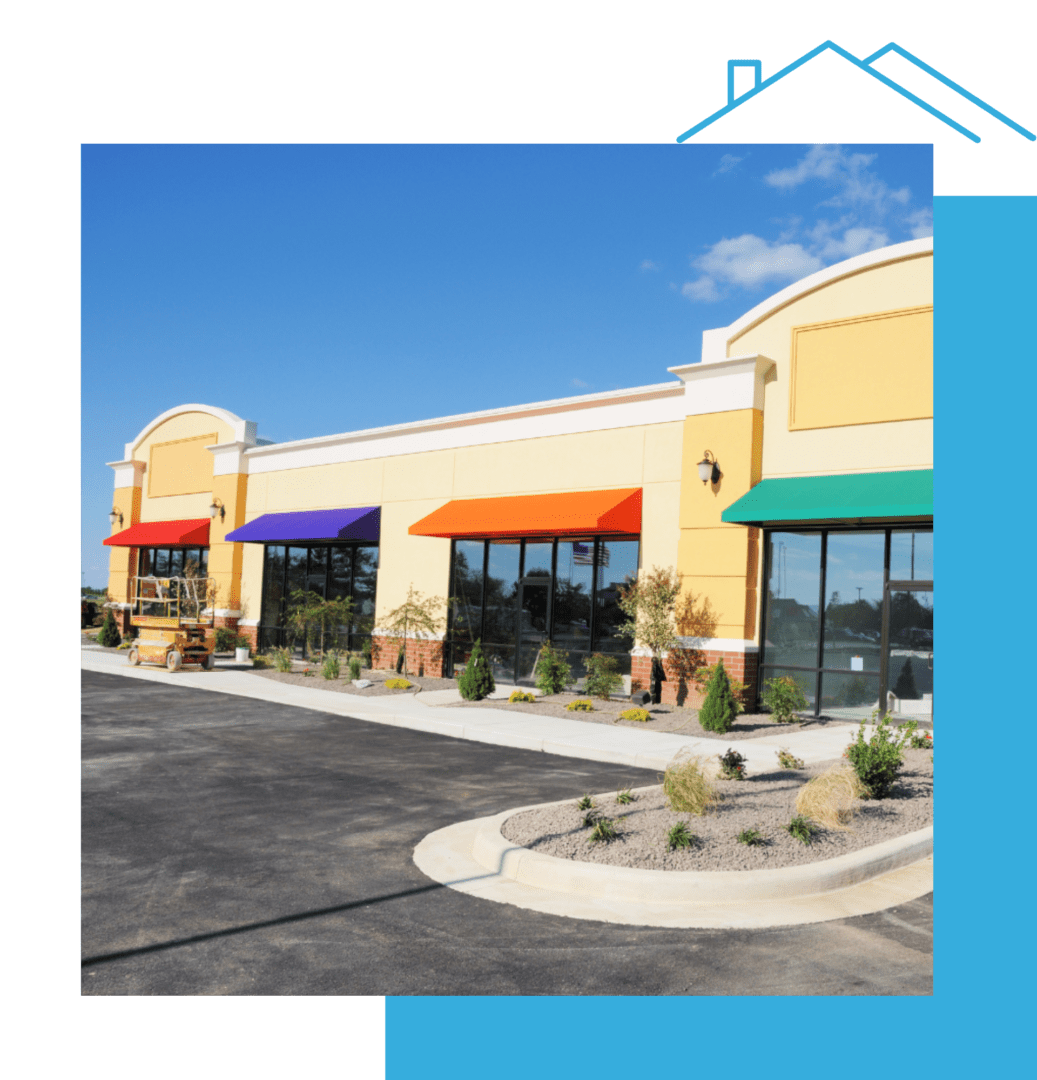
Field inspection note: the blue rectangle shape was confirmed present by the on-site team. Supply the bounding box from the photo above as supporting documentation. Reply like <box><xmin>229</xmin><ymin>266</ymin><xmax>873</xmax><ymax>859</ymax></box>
<box><xmin>225</xmin><ymin>506</ymin><xmax>381</xmax><ymax>543</ymax></box>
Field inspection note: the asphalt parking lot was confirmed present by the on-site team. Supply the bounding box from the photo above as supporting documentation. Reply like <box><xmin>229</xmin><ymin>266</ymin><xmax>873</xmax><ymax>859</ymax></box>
<box><xmin>82</xmin><ymin>670</ymin><xmax>932</xmax><ymax>995</ymax></box>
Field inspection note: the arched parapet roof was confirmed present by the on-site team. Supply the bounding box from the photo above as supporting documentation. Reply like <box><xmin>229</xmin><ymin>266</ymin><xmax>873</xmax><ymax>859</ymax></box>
<box><xmin>701</xmin><ymin>236</ymin><xmax>933</xmax><ymax>364</ymax></box>
<box><xmin>125</xmin><ymin>404</ymin><xmax>258</xmax><ymax>460</ymax></box>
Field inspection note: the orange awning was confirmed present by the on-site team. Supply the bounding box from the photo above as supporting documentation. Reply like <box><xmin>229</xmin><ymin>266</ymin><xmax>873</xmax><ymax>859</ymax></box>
<box><xmin>103</xmin><ymin>519</ymin><xmax>211</xmax><ymax>547</ymax></box>
<box><xmin>409</xmin><ymin>488</ymin><xmax>641</xmax><ymax>539</ymax></box>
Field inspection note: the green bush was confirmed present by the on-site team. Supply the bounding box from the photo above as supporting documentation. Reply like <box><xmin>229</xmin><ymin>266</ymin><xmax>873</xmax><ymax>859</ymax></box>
<box><xmin>667</xmin><ymin>822</ymin><xmax>696</xmax><ymax>851</ymax></box>
<box><xmin>616</xmin><ymin>789</ymin><xmax>634</xmax><ymax>805</ymax></box>
<box><xmin>508</xmin><ymin>690</ymin><xmax>535</xmax><ymax>703</ymax></box>
<box><xmin>587</xmin><ymin>817</ymin><xmax>619</xmax><ymax>843</ymax></box>
<box><xmin>214</xmin><ymin>627</ymin><xmax>238</xmax><ymax>652</ymax></box>
<box><xmin>717</xmin><ymin>747</ymin><xmax>747</xmax><ymax>780</ymax></box>
<box><xmin>762</xmin><ymin>675</ymin><xmax>808</xmax><ymax>723</ymax></box>
<box><xmin>566</xmin><ymin>699</ymin><xmax>594</xmax><ymax>712</ymax></box>
<box><xmin>698</xmin><ymin>658</ymin><xmax>738</xmax><ymax>733</ymax></box>
<box><xmin>786</xmin><ymin>816</ymin><xmax>817</xmax><ymax>845</ymax></box>
<box><xmin>97</xmin><ymin>609</ymin><xmax>121</xmax><ymax>648</ymax></box>
<box><xmin>583</xmin><ymin>653</ymin><xmax>622</xmax><ymax>700</ymax></box>
<box><xmin>534</xmin><ymin>640</ymin><xmax>572</xmax><ymax>695</ymax></box>
<box><xmin>576</xmin><ymin>795</ymin><xmax>594</xmax><ymax>811</ymax></box>
<box><xmin>844</xmin><ymin>711</ymin><xmax>911</xmax><ymax>799</ymax></box>
<box><xmin>737</xmin><ymin>827</ymin><xmax>766</xmax><ymax>847</ymax></box>
<box><xmin>321</xmin><ymin>652</ymin><xmax>341</xmax><ymax>680</ymax></box>
<box><xmin>235</xmin><ymin>634</ymin><xmax>252</xmax><ymax>651</ymax></box>
<box><xmin>458</xmin><ymin>639</ymin><xmax>495</xmax><ymax>700</ymax></box>
<box><xmin>348</xmin><ymin>656</ymin><xmax>362</xmax><ymax>680</ymax></box>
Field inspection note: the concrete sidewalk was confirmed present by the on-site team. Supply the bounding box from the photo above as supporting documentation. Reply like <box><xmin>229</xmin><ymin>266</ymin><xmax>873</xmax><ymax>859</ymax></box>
<box><xmin>80</xmin><ymin>646</ymin><xmax>863</xmax><ymax>772</ymax></box>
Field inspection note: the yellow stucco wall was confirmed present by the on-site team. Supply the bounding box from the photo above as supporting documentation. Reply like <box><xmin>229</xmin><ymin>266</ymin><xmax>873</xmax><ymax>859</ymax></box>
<box><xmin>240</xmin><ymin>420</ymin><xmax>685</xmax><ymax>629</ymax></box>
<box><xmin>677</xmin><ymin>408</ymin><xmax>763</xmax><ymax>639</ymax></box>
<box><xmin>105</xmin><ymin>484</ymin><xmax>142</xmax><ymax>604</ymax></box>
<box><xmin>730</xmin><ymin>252</ymin><xmax>934</xmax><ymax>479</ymax></box>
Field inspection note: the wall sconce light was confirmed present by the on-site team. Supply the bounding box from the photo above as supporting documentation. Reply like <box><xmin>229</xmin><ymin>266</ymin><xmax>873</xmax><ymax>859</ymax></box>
<box><xmin>696</xmin><ymin>450</ymin><xmax>720</xmax><ymax>485</ymax></box>
<box><xmin>109</xmin><ymin>507</ymin><xmax>123</xmax><ymax>527</ymax></box>
<box><xmin>209</xmin><ymin>497</ymin><xmax>225</xmax><ymax>522</ymax></box>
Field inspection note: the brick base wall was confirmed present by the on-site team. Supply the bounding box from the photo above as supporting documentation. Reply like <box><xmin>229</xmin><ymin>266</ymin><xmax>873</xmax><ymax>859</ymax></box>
<box><xmin>372</xmin><ymin>636</ymin><xmax>445</xmax><ymax>677</ymax></box>
<box><xmin>236</xmin><ymin>624</ymin><xmax>259</xmax><ymax>650</ymax></box>
<box><xmin>630</xmin><ymin>649</ymin><xmax>759</xmax><ymax>707</ymax></box>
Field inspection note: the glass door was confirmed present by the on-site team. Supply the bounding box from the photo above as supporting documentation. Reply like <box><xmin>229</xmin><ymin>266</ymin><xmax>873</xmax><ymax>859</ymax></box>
<box><xmin>882</xmin><ymin>581</ymin><xmax>933</xmax><ymax>722</ymax></box>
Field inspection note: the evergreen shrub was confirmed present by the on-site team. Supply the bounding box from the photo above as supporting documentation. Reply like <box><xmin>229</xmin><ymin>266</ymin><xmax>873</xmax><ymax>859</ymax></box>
<box><xmin>458</xmin><ymin>640</ymin><xmax>495</xmax><ymax>701</ymax></box>
<box><xmin>214</xmin><ymin>627</ymin><xmax>237</xmax><ymax>652</ymax></box>
<box><xmin>698</xmin><ymin>658</ymin><xmax>738</xmax><ymax>733</ymax></box>
<box><xmin>97</xmin><ymin>609</ymin><xmax>122</xmax><ymax>648</ymax></box>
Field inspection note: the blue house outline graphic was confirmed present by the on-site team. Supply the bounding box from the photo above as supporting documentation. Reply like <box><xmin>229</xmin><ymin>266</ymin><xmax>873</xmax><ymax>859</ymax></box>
<box><xmin>677</xmin><ymin>41</ymin><xmax>1035</xmax><ymax>144</ymax></box>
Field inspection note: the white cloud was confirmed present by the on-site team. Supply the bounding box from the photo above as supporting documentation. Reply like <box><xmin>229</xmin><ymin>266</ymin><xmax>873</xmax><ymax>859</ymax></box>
<box><xmin>713</xmin><ymin>153</ymin><xmax>745</xmax><ymax>176</ymax></box>
<box><xmin>639</xmin><ymin>259</ymin><xmax>659</xmax><ymax>272</ymax></box>
<box><xmin>904</xmin><ymin>207</ymin><xmax>934</xmax><ymax>238</ymax></box>
<box><xmin>570</xmin><ymin>377</ymin><xmax>589</xmax><ymax>389</ymax></box>
<box><xmin>808</xmin><ymin>218</ymin><xmax>890</xmax><ymax>261</ymax></box>
<box><xmin>681</xmin><ymin>276</ymin><xmax>721</xmax><ymax>303</ymax></box>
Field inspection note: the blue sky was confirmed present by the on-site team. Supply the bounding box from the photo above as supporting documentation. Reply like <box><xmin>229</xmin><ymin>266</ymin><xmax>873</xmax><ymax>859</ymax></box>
<box><xmin>82</xmin><ymin>143</ymin><xmax>932</xmax><ymax>585</ymax></box>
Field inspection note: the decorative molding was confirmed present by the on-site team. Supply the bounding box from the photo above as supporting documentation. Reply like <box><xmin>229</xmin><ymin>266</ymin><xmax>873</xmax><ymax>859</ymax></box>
<box><xmin>212</xmin><ymin>608</ymin><xmax>242</xmax><ymax>618</ymax></box>
<box><xmin>700</xmin><ymin>237</ymin><xmax>934</xmax><ymax>365</ymax></box>
<box><xmin>371</xmin><ymin>629</ymin><xmax>448</xmax><ymax>641</ymax></box>
<box><xmin>237</xmin><ymin>619</ymin><xmax>260</xmax><ymax>627</ymax></box>
<box><xmin>668</xmin><ymin>354</ymin><xmax>775</xmax><ymax>416</ymax></box>
<box><xmin>107</xmin><ymin>459</ymin><xmax>147</xmax><ymax>489</ymax></box>
<box><xmin>632</xmin><ymin>638</ymin><xmax>759</xmax><ymax>657</ymax></box>
<box><xmin>126</xmin><ymin>404</ymin><xmax>258</xmax><ymax>460</ymax></box>
<box><xmin>208</xmin><ymin>440</ymin><xmax>253</xmax><ymax>476</ymax></box>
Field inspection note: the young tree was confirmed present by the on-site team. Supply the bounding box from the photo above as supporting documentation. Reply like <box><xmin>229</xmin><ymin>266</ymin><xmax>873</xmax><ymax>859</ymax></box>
<box><xmin>381</xmin><ymin>583</ymin><xmax>447</xmax><ymax>677</ymax></box>
<box><xmin>286</xmin><ymin>588</ymin><xmax>355</xmax><ymax>659</ymax></box>
<box><xmin>617</xmin><ymin>566</ymin><xmax>682</xmax><ymax>704</ymax></box>
<box><xmin>458</xmin><ymin>639</ymin><xmax>495</xmax><ymax>700</ymax></box>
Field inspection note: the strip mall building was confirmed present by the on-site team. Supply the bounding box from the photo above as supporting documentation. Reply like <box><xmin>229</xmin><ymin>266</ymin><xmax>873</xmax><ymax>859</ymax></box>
<box><xmin>104</xmin><ymin>237</ymin><xmax>933</xmax><ymax>719</ymax></box>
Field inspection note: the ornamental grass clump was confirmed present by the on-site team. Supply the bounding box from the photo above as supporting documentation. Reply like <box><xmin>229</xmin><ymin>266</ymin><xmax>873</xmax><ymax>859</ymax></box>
<box><xmin>737</xmin><ymin>827</ymin><xmax>766</xmax><ymax>847</ymax></box>
<box><xmin>667</xmin><ymin>822</ymin><xmax>696</xmax><ymax>851</ymax></box>
<box><xmin>794</xmin><ymin>765</ymin><xmax>868</xmax><ymax>830</ymax></box>
<box><xmin>619</xmin><ymin>708</ymin><xmax>650</xmax><ymax>722</ymax></box>
<box><xmin>616</xmin><ymin>789</ymin><xmax>634</xmax><ymax>805</ymax></box>
<box><xmin>662</xmin><ymin>751</ymin><xmax>721</xmax><ymax>816</ymax></box>
<box><xmin>576</xmin><ymin>795</ymin><xmax>594</xmax><ymax>811</ymax></box>
<box><xmin>566</xmin><ymin>699</ymin><xmax>594</xmax><ymax>712</ymax></box>
<box><xmin>587</xmin><ymin>817</ymin><xmax>619</xmax><ymax>844</ymax></box>
<box><xmin>348</xmin><ymin>656</ymin><xmax>362</xmax><ymax>680</ymax></box>
<box><xmin>698</xmin><ymin>658</ymin><xmax>738</xmax><ymax>733</ymax></box>
<box><xmin>458</xmin><ymin>639</ymin><xmax>495</xmax><ymax>701</ymax></box>
<box><xmin>844</xmin><ymin>711</ymin><xmax>912</xmax><ymax>799</ymax></box>
<box><xmin>271</xmin><ymin>647</ymin><xmax>293</xmax><ymax>673</ymax></box>
<box><xmin>321</xmin><ymin>652</ymin><xmax>341</xmax><ymax>680</ymax></box>
<box><xmin>786</xmin><ymin>815</ymin><xmax>817</xmax><ymax>845</ymax></box>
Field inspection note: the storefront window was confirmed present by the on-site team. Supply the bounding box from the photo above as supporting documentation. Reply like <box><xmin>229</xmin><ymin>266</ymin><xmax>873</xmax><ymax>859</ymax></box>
<box><xmin>447</xmin><ymin>535</ymin><xmax>640</xmax><ymax>684</ymax></box>
<box><xmin>821</xmin><ymin>532</ymin><xmax>883</xmax><ymax>674</ymax></box>
<box><xmin>137</xmin><ymin>547</ymin><xmax>208</xmax><ymax>579</ymax></box>
<box><xmin>890</xmin><ymin>530</ymin><xmax>933</xmax><ymax>581</ymax></box>
<box><xmin>763</xmin><ymin>532</ymin><xmax>821</xmax><ymax>671</ymax></box>
<box><xmin>259</xmin><ymin>542</ymin><xmax>379</xmax><ymax>654</ymax></box>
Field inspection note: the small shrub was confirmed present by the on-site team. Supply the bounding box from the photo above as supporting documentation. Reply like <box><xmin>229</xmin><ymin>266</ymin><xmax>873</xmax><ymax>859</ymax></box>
<box><xmin>776</xmin><ymin>748</ymin><xmax>805</xmax><ymax>770</ymax></box>
<box><xmin>576</xmin><ymin>795</ymin><xmax>594</xmax><ymax>811</ymax></box>
<box><xmin>583</xmin><ymin>653</ymin><xmax>623</xmax><ymax>700</ymax></box>
<box><xmin>717</xmin><ymin>747</ymin><xmax>747</xmax><ymax>780</ymax></box>
<box><xmin>737</xmin><ymin>827</ymin><xmax>766</xmax><ymax>847</ymax></box>
<box><xmin>693</xmin><ymin>663</ymin><xmax>748</xmax><ymax>715</ymax></box>
<box><xmin>508</xmin><ymin>690</ymin><xmax>535</xmax><ymax>703</ymax></box>
<box><xmin>616</xmin><ymin>789</ymin><xmax>634</xmax><ymax>805</ymax></box>
<box><xmin>667</xmin><ymin>822</ymin><xmax>696</xmax><ymax>850</ymax></box>
<box><xmin>116</xmin><ymin>639</ymin><xmax>132</xmax><ymax>650</ymax></box>
<box><xmin>761</xmin><ymin>676</ymin><xmax>808</xmax><ymax>723</ymax></box>
<box><xmin>534</xmin><ymin>640</ymin><xmax>572</xmax><ymax>695</ymax></box>
<box><xmin>271</xmin><ymin>647</ymin><xmax>293</xmax><ymax>673</ymax></box>
<box><xmin>321</xmin><ymin>652</ymin><xmax>341</xmax><ymax>680</ymax></box>
<box><xmin>97</xmin><ymin>609</ymin><xmax>122</xmax><ymax>648</ymax></box>
<box><xmin>582</xmin><ymin>811</ymin><xmax>599</xmax><ymax>828</ymax></box>
<box><xmin>302</xmin><ymin>667</ymin><xmax>313</xmax><ymax>677</ymax></box>
<box><xmin>348</xmin><ymin>656</ymin><xmax>362</xmax><ymax>680</ymax></box>
<box><xmin>587</xmin><ymin>817</ymin><xmax>619</xmax><ymax>843</ymax></box>
<box><xmin>795</xmin><ymin>765</ymin><xmax>868</xmax><ymax>830</ymax></box>
<box><xmin>234</xmin><ymin>634</ymin><xmax>252</xmax><ymax>651</ymax></box>
<box><xmin>619</xmin><ymin>707</ymin><xmax>650</xmax><ymax>722</ymax></box>
<box><xmin>844</xmin><ymin>711</ymin><xmax>912</xmax><ymax>799</ymax></box>
<box><xmin>898</xmin><ymin>719</ymin><xmax>933</xmax><ymax>750</ymax></box>
<box><xmin>698</xmin><ymin>659</ymin><xmax>738</xmax><ymax>733</ymax></box>
<box><xmin>662</xmin><ymin>752</ymin><xmax>721</xmax><ymax>816</ymax></box>
<box><xmin>786</xmin><ymin>815</ymin><xmax>817</xmax><ymax>845</ymax></box>
<box><xmin>213</xmin><ymin>627</ymin><xmax>238</xmax><ymax>652</ymax></box>
<box><xmin>385</xmin><ymin>677</ymin><xmax>412</xmax><ymax>689</ymax></box>
<box><xmin>566</xmin><ymin>699</ymin><xmax>594</xmax><ymax>712</ymax></box>
<box><xmin>458</xmin><ymin>639</ymin><xmax>495</xmax><ymax>701</ymax></box>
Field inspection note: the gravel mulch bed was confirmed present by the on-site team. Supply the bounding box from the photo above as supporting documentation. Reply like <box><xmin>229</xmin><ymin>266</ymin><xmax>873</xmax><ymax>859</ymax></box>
<box><xmin>501</xmin><ymin>747</ymin><xmax>933</xmax><ymax>872</ymax></box>
<box><xmin>249</xmin><ymin>667</ymin><xmax>457</xmax><ymax>697</ymax></box>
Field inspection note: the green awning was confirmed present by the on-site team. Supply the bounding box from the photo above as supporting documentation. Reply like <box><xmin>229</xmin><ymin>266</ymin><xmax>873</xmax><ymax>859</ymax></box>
<box><xmin>720</xmin><ymin>469</ymin><xmax>933</xmax><ymax>525</ymax></box>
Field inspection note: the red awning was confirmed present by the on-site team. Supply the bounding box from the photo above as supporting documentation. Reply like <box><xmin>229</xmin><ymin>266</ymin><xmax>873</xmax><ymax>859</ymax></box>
<box><xmin>103</xmin><ymin>519</ymin><xmax>211</xmax><ymax>547</ymax></box>
<box><xmin>409</xmin><ymin>488</ymin><xmax>642</xmax><ymax>539</ymax></box>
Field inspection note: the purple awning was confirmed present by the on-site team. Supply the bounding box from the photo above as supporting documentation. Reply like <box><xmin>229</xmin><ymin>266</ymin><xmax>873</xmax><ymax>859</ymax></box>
<box><xmin>226</xmin><ymin>507</ymin><xmax>380</xmax><ymax>544</ymax></box>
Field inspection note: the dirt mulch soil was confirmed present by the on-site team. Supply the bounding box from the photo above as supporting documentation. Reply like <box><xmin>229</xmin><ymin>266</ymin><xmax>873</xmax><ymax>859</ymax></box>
<box><xmin>452</xmin><ymin>690</ymin><xmax>844</xmax><ymax>740</ymax></box>
<box><xmin>501</xmin><ymin>747</ymin><xmax>933</xmax><ymax>872</ymax></box>
<box><xmin>249</xmin><ymin>667</ymin><xmax>457</xmax><ymax>697</ymax></box>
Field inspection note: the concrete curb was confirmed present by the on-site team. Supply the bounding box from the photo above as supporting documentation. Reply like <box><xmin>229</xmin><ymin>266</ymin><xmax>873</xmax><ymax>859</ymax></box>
<box><xmin>413</xmin><ymin>801</ymin><xmax>934</xmax><ymax>929</ymax></box>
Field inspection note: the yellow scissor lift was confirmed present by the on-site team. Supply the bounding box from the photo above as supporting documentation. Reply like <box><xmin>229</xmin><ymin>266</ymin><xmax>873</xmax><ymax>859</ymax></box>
<box><xmin>127</xmin><ymin>575</ymin><xmax>216</xmax><ymax>671</ymax></box>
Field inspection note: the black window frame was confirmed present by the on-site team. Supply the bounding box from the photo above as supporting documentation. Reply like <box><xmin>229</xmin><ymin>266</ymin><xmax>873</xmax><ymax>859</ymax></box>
<box><xmin>445</xmin><ymin>534</ymin><xmax>640</xmax><ymax>683</ymax></box>
<box><xmin>759</xmin><ymin>523</ymin><xmax>933</xmax><ymax>717</ymax></box>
